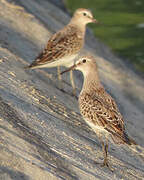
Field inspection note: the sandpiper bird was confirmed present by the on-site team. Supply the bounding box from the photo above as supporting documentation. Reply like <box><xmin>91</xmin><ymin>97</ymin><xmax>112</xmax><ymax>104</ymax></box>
<box><xmin>61</xmin><ymin>55</ymin><xmax>136</xmax><ymax>170</ymax></box>
<box><xmin>26</xmin><ymin>8</ymin><xmax>98</xmax><ymax>94</ymax></box>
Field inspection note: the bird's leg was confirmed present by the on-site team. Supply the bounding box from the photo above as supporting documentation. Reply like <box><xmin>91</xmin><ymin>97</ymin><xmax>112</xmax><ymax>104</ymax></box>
<box><xmin>70</xmin><ymin>70</ymin><xmax>76</xmax><ymax>96</ymax></box>
<box><xmin>101</xmin><ymin>140</ymin><xmax>114</xmax><ymax>171</ymax></box>
<box><xmin>101</xmin><ymin>141</ymin><xmax>108</xmax><ymax>167</ymax></box>
<box><xmin>57</xmin><ymin>66</ymin><xmax>63</xmax><ymax>90</ymax></box>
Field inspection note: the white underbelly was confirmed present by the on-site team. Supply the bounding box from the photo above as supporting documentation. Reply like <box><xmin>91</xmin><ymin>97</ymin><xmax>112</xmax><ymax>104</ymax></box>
<box><xmin>34</xmin><ymin>54</ymin><xmax>78</xmax><ymax>69</ymax></box>
<box><xmin>85</xmin><ymin>120</ymin><xmax>107</xmax><ymax>133</ymax></box>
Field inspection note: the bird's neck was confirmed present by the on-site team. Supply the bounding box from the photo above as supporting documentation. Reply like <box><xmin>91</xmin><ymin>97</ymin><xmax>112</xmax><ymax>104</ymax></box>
<box><xmin>69</xmin><ymin>18</ymin><xmax>86</xmax><ymax>34</ymax></box>
<box><xmin>82</xmin><ymin>71</ymin><xmax>103</xmax><ymax>94</ymax></box>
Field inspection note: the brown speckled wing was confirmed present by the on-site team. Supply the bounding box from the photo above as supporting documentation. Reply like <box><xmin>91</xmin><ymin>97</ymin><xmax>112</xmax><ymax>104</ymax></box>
<box><xmin>79</xmin><ymin>91</ymin><xmax>125</xmax><ymax>137</ymax></box>
<box><xmin>29</xmin><ymin>26</ymin><xmax>83</xmax><ymax>68</ymax></box>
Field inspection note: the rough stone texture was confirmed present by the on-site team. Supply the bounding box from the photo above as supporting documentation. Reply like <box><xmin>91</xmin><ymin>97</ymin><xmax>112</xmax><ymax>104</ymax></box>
<box><xmin>0</xmin><ymin>0</ymin><xmax>144</xmax><ymax>179</ymax></box>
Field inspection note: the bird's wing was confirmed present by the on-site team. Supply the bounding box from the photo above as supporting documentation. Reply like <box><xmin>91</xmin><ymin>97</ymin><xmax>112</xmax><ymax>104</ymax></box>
<box><xmin>79</xmin><ymin>91</ymin><xmax>125</xmax><ymax>137</ymax></box>
<box><xmin>29</xmin><ymin>26</ymin><xmax>82</xmax><ymax>68</ymax></box>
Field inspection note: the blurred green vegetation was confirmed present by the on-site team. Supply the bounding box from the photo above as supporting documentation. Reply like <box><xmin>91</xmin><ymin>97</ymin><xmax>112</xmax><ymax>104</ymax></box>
<box><xmin>64</xmin><ymin>0</ymin><xmax>144</xmax><ymax>72</ymax></box>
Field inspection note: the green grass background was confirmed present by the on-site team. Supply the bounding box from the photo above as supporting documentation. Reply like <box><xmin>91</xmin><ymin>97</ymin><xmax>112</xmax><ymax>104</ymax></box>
<box><xmin>64</xmin><ymin>0</ymin><xmax>144</xmax><ymax>72</ymax></box>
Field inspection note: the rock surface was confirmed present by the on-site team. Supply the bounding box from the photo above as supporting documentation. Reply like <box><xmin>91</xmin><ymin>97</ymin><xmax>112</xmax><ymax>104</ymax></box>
<box><xmin>0</xmin><ymin>0</ymin><xmax>144</xmax><ymax>179</ymax></box>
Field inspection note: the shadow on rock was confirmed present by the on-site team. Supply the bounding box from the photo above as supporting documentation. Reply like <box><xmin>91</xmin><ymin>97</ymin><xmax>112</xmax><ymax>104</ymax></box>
<box><xmin>0</xmin><ymin>166</ymin><xmax>29</xmax><ymax>180</ymax></box>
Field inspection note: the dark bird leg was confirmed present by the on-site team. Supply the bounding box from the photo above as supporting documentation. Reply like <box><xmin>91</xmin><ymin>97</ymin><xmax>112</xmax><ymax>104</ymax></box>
<box><xmin>57</xmin><ymin>67</ymin><xmax>76</xmax><ymax>97</ymax></box>
<box><xmin>101</xmin><ymin>140</ymin><xmax>114</xmax><ymax>171</ymax></box>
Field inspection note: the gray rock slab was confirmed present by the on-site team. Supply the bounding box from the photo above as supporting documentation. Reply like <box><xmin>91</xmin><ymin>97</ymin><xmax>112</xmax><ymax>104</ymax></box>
<box><xmin>0</xmin><ymin>0</ymin><xmax>144</xmax><ymax>179</ymax></box>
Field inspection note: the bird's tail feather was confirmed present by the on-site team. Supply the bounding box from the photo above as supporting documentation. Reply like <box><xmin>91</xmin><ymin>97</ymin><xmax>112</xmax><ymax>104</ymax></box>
<box><xmin>110</xmin><ymin>131</ymin><xmax>137</xmax><ymax>145</ymax></box>
<box><xmin>24</xmin><ymin>63</ymin><xmax>38</xmax><ymax>69</ymax></box>
<box><xmin>24</xmin><ymin>65</ymin><xmax>30</xmax><ymax>69</ymax></box>
<box><xmin>110</xmin><ymin>130</ymin><xmax>143</xmax><ymax>160</ymax></box>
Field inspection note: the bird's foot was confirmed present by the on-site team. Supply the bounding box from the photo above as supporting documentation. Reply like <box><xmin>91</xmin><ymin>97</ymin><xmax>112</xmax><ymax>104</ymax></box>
<box><xmin>101</xmin><ymin>158</ymin><xmax>114</xmax><ymax>172</ymax></box>
<box><xmin>70</xmin><ymin>89</ymin><xmax>78</xmax><ymax>99</ymax></box>
<box><xmin>59</xmin><ymin>87</ymin><xmax>66</xmax><ymax>93</ymax></box>
<box><xmin>71</xmin><ymin>92</ymin><xmax>78</xmax><ymax>99</ymax></box>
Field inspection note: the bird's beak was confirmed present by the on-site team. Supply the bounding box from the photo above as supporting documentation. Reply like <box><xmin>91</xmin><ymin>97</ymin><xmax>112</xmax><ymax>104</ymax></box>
<box><xmin>61</xmin><ymin>64</ymin><xmax>77</xmax><ymax>75</ymax></box>
<box><xmin>92</xmin><ymin>18</ymin><xmax>99</xmax><ymax>24</ymax></box>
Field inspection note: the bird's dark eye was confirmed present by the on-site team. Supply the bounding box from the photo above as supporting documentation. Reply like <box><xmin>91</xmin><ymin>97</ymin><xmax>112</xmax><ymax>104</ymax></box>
<box><xmin>82</xmin><ymin>59</ymin><xmax>86</xmax><ymax>63</ymax></box>
<box><xmin>83</xmin><ymin>12</ymin><xmax>87</xmax><ymax>16</ymax></box>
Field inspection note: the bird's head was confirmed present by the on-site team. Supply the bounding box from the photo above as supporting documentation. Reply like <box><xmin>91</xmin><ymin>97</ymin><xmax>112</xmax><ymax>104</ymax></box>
<box><xmin>72</xmin><ymin>8</ymin><xmax>99</xmax><ymax>25</ymax></box>
<box><xmin>61</xmin><ymin>55</ymin><xmax>98</xmax><ymax>76</ymax></box>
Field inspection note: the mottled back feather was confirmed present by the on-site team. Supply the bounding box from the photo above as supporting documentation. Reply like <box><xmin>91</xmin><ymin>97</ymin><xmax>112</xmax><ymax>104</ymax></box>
<box><xmin>29</xmin><ymin>25</ymin><xmax>84</xmax><ymax>68</ymax></box>
<box><xmin>79</xmin><ymin>88</ymin><xmax>126</xmax><ymax>141</ymax></box>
